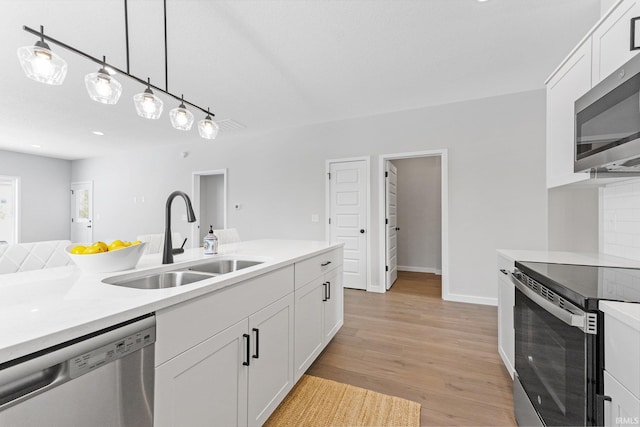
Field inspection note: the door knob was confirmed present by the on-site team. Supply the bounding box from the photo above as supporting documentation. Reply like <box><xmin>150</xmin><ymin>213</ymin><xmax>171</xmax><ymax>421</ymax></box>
<box><xmin>360</xmin><ymin>229</ymin><xmax>365</xmax><ymax>234</ymax></box>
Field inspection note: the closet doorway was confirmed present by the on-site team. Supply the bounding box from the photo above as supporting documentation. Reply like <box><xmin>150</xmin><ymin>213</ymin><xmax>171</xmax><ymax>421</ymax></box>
<box><xmin>192</xmin><ymin>169</ymin><xmax>227</xmax><ymax>249</ymax></box>
<box><xmin>378</xmin><ymin>150</ymin><xmax>449</xmax><ymax>297</ymax></box>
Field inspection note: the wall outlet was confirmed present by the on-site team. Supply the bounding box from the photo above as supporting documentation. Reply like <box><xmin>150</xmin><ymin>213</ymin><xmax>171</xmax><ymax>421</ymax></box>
<box><xmin>311</xmin><ymin>214</ymin><xmax>319</xmax><ymax>223</ymax></box>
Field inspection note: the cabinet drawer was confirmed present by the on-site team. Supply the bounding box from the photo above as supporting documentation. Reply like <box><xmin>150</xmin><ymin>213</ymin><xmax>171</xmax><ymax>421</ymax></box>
<box><xmin>605</xmin><ymin>313</ymin><xmax>640</xmax><ymax>399</ymax></box>
<box><xmin>605</xmin><ymin>370</ymin><xmax>640</xmax><ymax>427</ymax></box>
<box><xmin>294</xmin><ymin>248</ymin><xmax>342</xmax><ymax>289</ymax></box>
<box><xmin>156</xmin><ymin>265</ymin><xmax>294</xmax><ymax>366</ymax></box>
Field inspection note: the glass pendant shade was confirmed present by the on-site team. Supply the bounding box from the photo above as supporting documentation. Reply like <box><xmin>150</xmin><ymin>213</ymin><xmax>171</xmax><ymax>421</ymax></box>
<box><xmin>169</xmin><ymin>102</ymin><xmax>194</xmax><ymax>131</ymax></box>
<box><xmin>133</xmin><ymin>87</ymin><xmax>163</xmax><ymax>119</ymax></box>
<box><xmin>84</xmin><ymin>68</ymin><xmax>122</xmax><ymax>104</ymax></box>
<box><xmin>17</xmin><ymin>41</ymin><xmax>67</xmax><ymax>85</ymax></box>
<box><xmin>198</xmin><ymin>115</ymin><xmax>219</xmax><ymax>140</ymax></box>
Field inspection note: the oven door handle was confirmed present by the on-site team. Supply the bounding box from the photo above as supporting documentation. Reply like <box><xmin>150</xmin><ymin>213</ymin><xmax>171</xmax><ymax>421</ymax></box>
<box><xmin>510</xmin><ymin>272</ymin><xmax>591</xmax><ymax>333</ymax></box>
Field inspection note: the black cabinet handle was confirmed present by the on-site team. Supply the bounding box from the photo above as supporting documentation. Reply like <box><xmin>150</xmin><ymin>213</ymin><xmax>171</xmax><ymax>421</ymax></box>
<box><xmin>631</xmin><ymin>17</ymin><xmax>640</xmax><ymax>51</ymax></box>
<box><xmin>360</xmin><ymin>229</ymin><xmax>365</xmax><ymax>234</ymax></box>
<box><xmin>243</xmin><ymin>334</ymin><xmax>250</xmax><ymax>366</ymax></box>
<box><xmin>321</xmin><ymin>261</ymin><xmax>332</xmax><ymax>267</ymax></box>
<box><xmin>252</xmin><ymin>328</ymin><xmax>260</xmax><ymax>359</ymax></box>
<box><xmin>327</xmin><ymin>281</ymin><xmax>331</xmax><ymax>300</ymax></box>
<box><xmin>322</xmin><ymin>282</ymin><xmax>328</xmax><ymax>301</ymax></box>
<box><xmin>499</xmin><ymin>269</ymin><xmax>508</xmax><ymax>275</ymax></box>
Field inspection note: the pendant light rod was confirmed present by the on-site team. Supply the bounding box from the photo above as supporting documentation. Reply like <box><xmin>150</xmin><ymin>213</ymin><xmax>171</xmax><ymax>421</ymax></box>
<box><xmin>21</xmin><ymin>24</ymin><xmax>215</xmax><ymax>117</ymax></box>
<box><xmin>163</xmin><ymin>0</ymin><xmax>169</xmax><ymax>92</ymax></box>
<box><xmin>124</xmin><ymin>0</ymin><xmax>130</xmax><ymax>73</ymax></box>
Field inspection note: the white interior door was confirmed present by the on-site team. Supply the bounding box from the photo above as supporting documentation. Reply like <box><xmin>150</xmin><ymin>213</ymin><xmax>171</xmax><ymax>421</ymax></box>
<box><xmin>385</xmin><ymin>161</ymin><xmax>398</xmax><ymax>289</ymax></box>
<box><xmin>0</xmin><ymin>176</ymin><xmax>19</xmax><ymax>244</ymax></box>
<box><xmin>329</xmin><ymin>160</ymin><xmax>367</xmax><ymax>290</ymax></box>
<box><xmin>70</xmin><ymin>182</ymin><xmax>93</xmax><ymax>244</ymax></box>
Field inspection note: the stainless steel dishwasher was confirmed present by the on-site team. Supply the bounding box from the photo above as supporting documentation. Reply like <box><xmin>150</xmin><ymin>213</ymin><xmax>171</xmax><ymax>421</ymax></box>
<box><xmin>0</xmin><ymin>314</ymin><xmax>155</xmax><ymax>427</ymax></box>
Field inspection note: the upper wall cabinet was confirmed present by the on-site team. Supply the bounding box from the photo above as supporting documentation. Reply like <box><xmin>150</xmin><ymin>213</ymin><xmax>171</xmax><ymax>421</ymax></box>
<box><xmin>546</xmin><ymin>0</ymin><xmax>640</xmax><ymax>188</ymax></box>
<box><xmin>592</xmin><ymin>0</ymin><xmax>640</xmax><ymax>86</ymax></box>
<box><xmin>546</xmin><ymin>40</ymin><xmax>592</xmax><ymax>188</ymax></box>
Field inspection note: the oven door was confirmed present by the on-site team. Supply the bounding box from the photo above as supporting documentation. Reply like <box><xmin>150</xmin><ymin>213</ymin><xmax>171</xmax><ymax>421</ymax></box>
<box><xmin>512</xmin><ymin>274</ymin><xmax>590</xmax><ymax>426</ymax></box>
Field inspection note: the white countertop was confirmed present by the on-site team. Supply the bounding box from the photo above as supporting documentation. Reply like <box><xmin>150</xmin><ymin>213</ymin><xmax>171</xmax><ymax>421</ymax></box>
<box><xmin>0</xmin><ymin>239</ymin><xmax>340</xmax><ymax>365</ymax></box>
<box><xmin>601</xmin><ymin>300</ymin><xmax>640</xmax><ymax>331</ymax></box>
<box><xmin>497</xmin><ymin>249</ymin><xmax>640</xmax><ymax>268</ymax></box>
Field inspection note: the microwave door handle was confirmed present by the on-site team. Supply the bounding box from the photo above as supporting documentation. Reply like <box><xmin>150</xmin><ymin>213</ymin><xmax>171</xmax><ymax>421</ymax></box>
<box><xmin>510</xmin><ymin>273</ymin><xmax>588</xmax><ymax>332</ymax></box>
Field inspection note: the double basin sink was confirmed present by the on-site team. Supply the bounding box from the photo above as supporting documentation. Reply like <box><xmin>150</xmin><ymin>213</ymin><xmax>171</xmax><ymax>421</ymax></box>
<box><xmin>103</xmin><ymin>259</ymin><xmax>263</xmax><ymax>290</ymax></box>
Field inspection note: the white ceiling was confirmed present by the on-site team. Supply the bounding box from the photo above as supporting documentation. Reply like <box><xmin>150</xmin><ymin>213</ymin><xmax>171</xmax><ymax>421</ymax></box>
<box><xmin>0</xmin><ymin>0</ymin><xmax>600</xmax><ymax>160</ymax></box>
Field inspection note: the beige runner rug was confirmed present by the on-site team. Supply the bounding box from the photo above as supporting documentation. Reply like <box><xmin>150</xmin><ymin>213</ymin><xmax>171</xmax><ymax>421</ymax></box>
<box><xmin>264</xmin><ymin>375</ymin><xmax>421</xmax><ymax>427</ymax></box>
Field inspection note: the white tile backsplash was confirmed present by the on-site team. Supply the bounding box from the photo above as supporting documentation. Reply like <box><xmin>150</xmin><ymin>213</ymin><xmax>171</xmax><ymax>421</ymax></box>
<box><xmin>602</xmin><ymin>181</ymin><xmax>640</xmax><ymax>261</ymax></box>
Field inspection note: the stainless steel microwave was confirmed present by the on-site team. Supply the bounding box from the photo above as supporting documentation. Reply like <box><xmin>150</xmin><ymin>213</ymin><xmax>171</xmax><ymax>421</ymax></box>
<box><xmin>575</xmin><ymin>53</ymin><xmax>640</xmax><ymax>173</ymax></box>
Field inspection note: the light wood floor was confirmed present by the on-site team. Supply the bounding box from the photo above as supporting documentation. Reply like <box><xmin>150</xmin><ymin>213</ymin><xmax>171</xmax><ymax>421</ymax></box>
<box><xmin>307</xmin><ymin>271</ymin><xmax>516</xmax><ymax>426</ymax></box>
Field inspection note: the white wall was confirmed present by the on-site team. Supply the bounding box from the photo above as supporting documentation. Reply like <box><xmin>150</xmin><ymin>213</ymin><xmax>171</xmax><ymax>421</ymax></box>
<box><xmin>0</xmin><ymin>150</ymin><xmax>71</xmax><ymax>243</ymax></box>
<box><xmin>394</xmin><ymin>157</ymin><xmax>441</xmax><ymax>273</ymax></box>
<box><xmin>72</xmin><ymin>89</ymin><xmax>548</xmax><ymax>303</ymax></box>
<box><xmin>548</xmin><ymin>186</ymin><xmax>599</xmax><ymax>252</ymax></box>
<box><xmin>601</xmin><ymin>180</ymin><xmax>640</xmax><ymax>259</ymax></box>
<box><xmin>601</xmin><ymin>0</ymin><xmax>618</xmax><ymax>16</ymax></box>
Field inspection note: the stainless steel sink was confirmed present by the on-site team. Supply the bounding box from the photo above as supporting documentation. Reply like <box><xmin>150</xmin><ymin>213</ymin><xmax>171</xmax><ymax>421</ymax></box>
<box><xmin>184</xmin><ymin>259</ymin><xmax>263</xmax><ymax>275</ymax></box>
<box><xmin>103</xmin><ymin>271</ymin><xmax>214</xmax><ymax>289</ymax></box>
<box><xmin>102</xmin><ymin>259</ymin><xmax>264</xmax><ymax>289</ymax></box>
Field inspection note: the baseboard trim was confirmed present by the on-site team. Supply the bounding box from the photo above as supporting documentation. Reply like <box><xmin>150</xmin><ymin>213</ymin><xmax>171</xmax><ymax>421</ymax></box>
<box><xmin>397</xmin><ymin>265</ymin><xmax>442</xmax><ymax>275</ymax></box>
<box><xmin>443</xmin><ymin>292</ymin><xmax>498</xmax><ymax>306</ymax></box>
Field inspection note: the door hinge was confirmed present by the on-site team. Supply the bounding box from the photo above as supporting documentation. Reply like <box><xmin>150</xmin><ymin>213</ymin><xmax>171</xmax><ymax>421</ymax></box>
<box><xmin>385</xmin><ymin>218</ymin><xmax>388</xmax><ymax>225</ymax></box>
<box><xmin>328</xmin><ymin>218</ymin><xmax>331</xmax><ymax>225</ymax></box>
<box><xmin>385</xmin><ymin>266</ymin><xmax>389</xmax><ymax>272</ymax></box>
<box><xmin>71</xmin><ymin>218</ymin><xmax>74</xmax><ymax>223</ymax></box>
<box><xmin>70</xmin><ymin>189</ymin><xmax>74</xmax><ymax>195</ymax></box>
<box><xmin>328</xmin><ymin>172</ymin><xmax>331</xmax><ymax>180</ymax></box>
<box><xmin>385</xmin><ymin>171</ymin><xmax>388</xmax><ymax>178</ymax></box>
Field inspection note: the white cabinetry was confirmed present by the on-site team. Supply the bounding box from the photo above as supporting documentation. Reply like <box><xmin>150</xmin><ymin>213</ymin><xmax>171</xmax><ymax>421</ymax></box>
<box><xmin>592</xmin><ymin>0</ymin><xmax>640</xmax><ymax>85</ymax></box>
<box><xmin>154</xmin><ymin>266</ymin><xmax>295</xmax><ymax>427</ymax></box>
<box><xmin>546</xmin><ymin>40</ymin><xmax>592</xmax><ymax>188</ymax></box>
<box><xmin>497</xmin><ymin>253</ymin><xmax>515</xmax><ymax>379</ymax></box>
<box><xmin>546</xmin><ymin>0</ymin><xmax>640</xmax><ymax>188</ymax></box>
<box><xmin>294</xmin><ymin>248</ymin><xmax>344</xmax><ymax>381</ymax></box>
<box><xmin>155</xmin><ymin>320</ymin><xmax>249</xmax><ymax>427</ymax></box>
<box><xmin>602</xmin><ymin>302</ymin><xmax>640</xmax><ymax>427</ymax></box>
<box><xmin>247</xmin><ymin>294</ymin><xmax>294</xmax><ymax>427</ymax></box>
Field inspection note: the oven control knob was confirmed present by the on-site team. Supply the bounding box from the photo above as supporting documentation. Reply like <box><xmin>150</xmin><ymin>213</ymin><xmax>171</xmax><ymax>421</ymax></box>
<box><xmin>537</xmin><ymin>395</ymin><xmax>542</xmax><ymax>405</ymax></box>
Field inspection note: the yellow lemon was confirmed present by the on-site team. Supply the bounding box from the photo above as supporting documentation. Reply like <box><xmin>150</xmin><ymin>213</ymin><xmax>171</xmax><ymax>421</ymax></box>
<box><xmin>70</xmin><ymin>245</ymin><xmax>86</xmax><ymax>254</ymax></box>
<box><xmin>92</xmin><ymin>241</ymin><xmax>108</xmax><ymax>252</ymax></box>
<box><xmin>83</xmin><ymin>246</ymin><xmax>102</xmax><ymax>254</ymax></box>
<box><xmin>109</xmin><ymin>239</ymin><xmax>125</xmax><ymax>248</ymax></box>
<box><xmin>131</xmin><ymin>240</ymin><xmax>142</xmax><ymax>246</ymax></box>
<box><xmin>123</xmin><ymin>241</ymin><xmax>132</xmax><ymax>247</ymax></box>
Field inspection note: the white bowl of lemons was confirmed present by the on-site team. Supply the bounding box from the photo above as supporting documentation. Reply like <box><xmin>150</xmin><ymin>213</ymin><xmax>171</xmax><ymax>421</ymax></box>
<box><xmin>66</xmin><ymin>240</ymin><xmax>147</xmax><ymax>273</ymax></box>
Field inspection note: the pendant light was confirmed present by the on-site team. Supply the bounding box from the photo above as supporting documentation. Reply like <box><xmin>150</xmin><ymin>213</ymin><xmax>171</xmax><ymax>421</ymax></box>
<box><xmin>16</xmin><ymin>25</ymin><xmax>67</xmax><ymax>85</ymax></box>
<box><xmin>84</xmin><ymin>56</ymin><xmax>122</xmax><ymax>104</ymax></box>
<box><xmin>133</xmin><ymin>78</ymin><xmax>164</xmax><ymax>119</ymax></box>
<box><xmin>169</xmin><ymin>95</ymin><xmax>194</xmax><ymax>131</ymax></box>
<box><xmin>198</xmin><ymin>108</ymin><xmax>219</xmax><ymax>140</ymax></box>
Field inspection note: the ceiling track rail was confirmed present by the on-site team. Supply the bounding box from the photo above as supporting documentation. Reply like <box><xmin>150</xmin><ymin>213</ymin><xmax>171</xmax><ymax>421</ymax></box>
<box><xmin>21</xmin><ymin>24</ymin><xmax>215</xmax><ymax>117</ymax></box>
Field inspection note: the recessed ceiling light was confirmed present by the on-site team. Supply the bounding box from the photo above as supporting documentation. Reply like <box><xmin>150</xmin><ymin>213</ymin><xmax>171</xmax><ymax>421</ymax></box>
<box><xmin>31</xmin><ymin>144</ymin><xmax>41</xmax><ymax>148</ymax></box>
<box><xmin>92</xmin><ymin>131</ymin><xmax>104</xmax><ymax>136</ymax></box>
<box><xmin>477</xmin><ymin>0</ymin><xmax>489</xmax><ymax>2</ymax></box>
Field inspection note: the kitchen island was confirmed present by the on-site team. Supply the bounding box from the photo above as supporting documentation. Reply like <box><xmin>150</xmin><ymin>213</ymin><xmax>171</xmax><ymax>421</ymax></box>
<box><xmin>0</xmin><ymin>239</ymin><xmax>344</xmax><ymax>426</ymax></box>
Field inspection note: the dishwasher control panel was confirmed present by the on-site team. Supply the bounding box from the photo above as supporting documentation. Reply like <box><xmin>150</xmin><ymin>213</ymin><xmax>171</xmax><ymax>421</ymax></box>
<box><xmin>69</xmin><ymin>326</ymin><xmax>155</xmax><ymax>379</ymax></box>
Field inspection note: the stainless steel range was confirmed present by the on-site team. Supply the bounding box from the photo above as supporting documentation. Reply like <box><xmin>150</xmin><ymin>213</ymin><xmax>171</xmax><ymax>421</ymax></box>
<box><xmin>510</xmin><ymin>261</ymin><xmax>640</xmax><ymax>427</ymax></box>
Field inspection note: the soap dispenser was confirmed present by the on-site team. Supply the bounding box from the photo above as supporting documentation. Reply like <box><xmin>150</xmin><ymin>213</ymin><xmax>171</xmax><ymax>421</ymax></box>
<box><xmin>203</xmin><ymin>225</ymin><xmax>218</xmax><ymax>255</ymax></box>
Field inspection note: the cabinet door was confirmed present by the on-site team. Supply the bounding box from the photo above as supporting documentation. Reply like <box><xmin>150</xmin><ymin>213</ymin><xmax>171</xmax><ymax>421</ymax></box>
<box><xmin>497</xmin><ymin>270</ymin><xmax>514</xmax><ymax>379</ymax></box>
<box><xmin>605</xmin><ymin>371</ymin><xmax>640</xmax><ymax>427</ymax></box>
<box><xmin>323</xmin><ymin>267</ymin><xmax>343</xmax><ymax>343</ymax></box>
<box><xmin>592</xmin><ymin>0</ymin><xmax>640</xmax><ymax>85</ymax></box>
<box><xmin>155</xmin><ymin>320</ymin><xmax>249</xmax><ymax>427</ymax></box>
<box><xmin>294</xmin><ymin>277</ymin><xmax>325</xmax><ymax>381</ymax></box>
<box><xmin>247</xmin><ymin>294</ymin><xmax>295</xmax><ymax>427</ymax></box>
<box><xmin>546</xmin><ymin>40</ymin><xmax>592</xmax><ymax>188</ymax></box>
